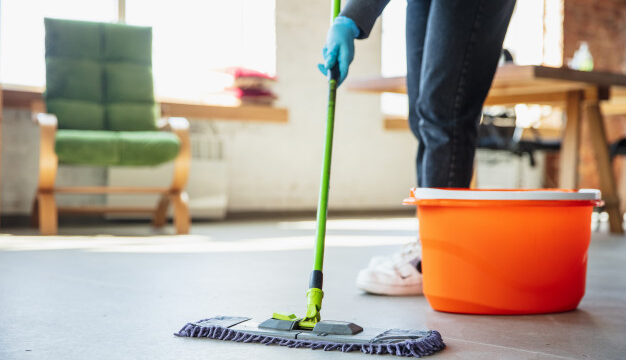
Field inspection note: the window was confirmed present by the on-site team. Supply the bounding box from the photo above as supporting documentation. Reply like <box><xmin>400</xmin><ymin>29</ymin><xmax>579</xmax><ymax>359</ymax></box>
<box><xmin>380</xmin><ymin>0</ymin><xmax>408</xmax><ymax>117</ymax></box>
<box><xmin>0</xmin><ymin>0</ymin><xmax>117</xmax><ymax>87</ymax></box>
<box><xmin>125</xmin><ymin>0</ymin><xmax>275</xmax><ymax>101</ymax></box>
<box><xmin>0</xmin><ymin>0</ymin><xmax>276</xmax><ymax>102</ymax></box>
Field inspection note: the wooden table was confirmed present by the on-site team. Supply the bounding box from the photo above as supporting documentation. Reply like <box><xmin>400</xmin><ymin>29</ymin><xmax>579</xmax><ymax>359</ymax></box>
<box><xmin>348</xmin><ymin>65</ymin><xmax>626</xmax><ymax>234</ymax></box>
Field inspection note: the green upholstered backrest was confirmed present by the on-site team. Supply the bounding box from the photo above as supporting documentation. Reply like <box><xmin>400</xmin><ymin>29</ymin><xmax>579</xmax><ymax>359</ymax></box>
<box><xmin>44</xmin><ymin>18</ymin><xmax>158</xmax><ymax>131</ymax></box>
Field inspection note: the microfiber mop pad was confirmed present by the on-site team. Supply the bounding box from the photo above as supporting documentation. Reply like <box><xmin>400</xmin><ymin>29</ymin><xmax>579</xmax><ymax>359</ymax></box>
<box><xmin>175</xmin><ymin>316</ymin><xmax>445</xmax><ymax>358</ymax></box>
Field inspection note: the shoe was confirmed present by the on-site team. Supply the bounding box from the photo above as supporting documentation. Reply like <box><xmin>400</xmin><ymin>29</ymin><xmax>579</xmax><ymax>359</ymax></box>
<box><xmin>356</xmin><ymin>253</ymin><xmax>423</xmax><ymax>296</ymax></box>
<box><xmin>368</xmin><ymin>240</ymin><xmax>421</xmax><ymax>268</ymax></box>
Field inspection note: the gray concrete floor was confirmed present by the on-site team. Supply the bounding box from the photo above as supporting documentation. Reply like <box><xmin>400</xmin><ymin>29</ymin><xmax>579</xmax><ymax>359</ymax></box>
<box><xmin>1</xmin><ymin>216</ymin><xmax>625</xmax><ymax>360</ymax></box>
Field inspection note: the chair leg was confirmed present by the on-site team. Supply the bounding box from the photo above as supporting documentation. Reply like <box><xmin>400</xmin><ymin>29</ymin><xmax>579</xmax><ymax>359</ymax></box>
<box><xmin>171</xmin><ymin>191</ymin><xmax>190</xmax><ymax>235</ymax></box>
<box><xmin>153</xmin><ymin>194</ymin><xmax>170</xmax><ymax>228</ymax></box>
<box><xmin>31</xmin><ymin>197</ymin><xmax>40</xmax><ymax>228</ymax></box>
<box><xmin>37</xmin><ymin>192</ymin><xmax>57</xmax><ymax>235</ymax></box>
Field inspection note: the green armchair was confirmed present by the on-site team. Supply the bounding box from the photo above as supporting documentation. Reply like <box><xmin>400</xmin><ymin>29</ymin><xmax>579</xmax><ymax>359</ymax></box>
<box><xmin>31</xmin><ymin>18</ymin><xmax>191</xmax><ymax>235</ymax></box>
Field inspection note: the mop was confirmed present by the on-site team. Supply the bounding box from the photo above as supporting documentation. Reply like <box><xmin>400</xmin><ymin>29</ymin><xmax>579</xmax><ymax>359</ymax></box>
<box><xmin>175</xmin><ymin>0</ymin><xmax>445</xmax><ymax>356</ymax></box>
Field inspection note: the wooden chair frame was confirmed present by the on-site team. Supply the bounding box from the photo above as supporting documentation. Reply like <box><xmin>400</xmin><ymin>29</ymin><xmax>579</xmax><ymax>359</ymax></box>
<box><xmin>31</xmin><ymin>100</ymin><xmax>192</xmax><ymax>235</ymax></box>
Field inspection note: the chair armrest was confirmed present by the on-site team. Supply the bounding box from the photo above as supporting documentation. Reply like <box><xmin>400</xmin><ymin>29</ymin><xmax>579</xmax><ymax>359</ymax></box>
<box><xmin>31</xmin><ymin>102</ymin><xmax>58</xmax><ymax>190</ymax></box>
<box><xmin>34</xmin><ymin>113</ymin><xmax>59</xmax><ymax>129</ymax></box>
<box><xmin>162</xmin><ymin>117</ymin><xmax>191</xmax><ymax>191</ymax></box>
<box><xmin>158</xmin><ymin>117</ymin><xmax>190</xmax><ymax>132</ymax></box>
<box><xmin>31</xmin><ymin>99</ymin><xmax>58</xmax><ymax>128</ymax></box>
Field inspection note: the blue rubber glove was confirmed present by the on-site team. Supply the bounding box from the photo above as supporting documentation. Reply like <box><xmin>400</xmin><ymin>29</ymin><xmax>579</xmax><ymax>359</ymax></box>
<box><xmin>318</xmin><ymin>16</ymin><xmax>360</xmax><ymax>86</ymax></box>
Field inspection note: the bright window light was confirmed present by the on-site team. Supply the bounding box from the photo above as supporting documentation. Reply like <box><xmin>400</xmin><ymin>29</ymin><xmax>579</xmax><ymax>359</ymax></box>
<box><xmin>502</xmin><ymin>0</ymin><xmax>544</xmax><ymax>65</ymax></box>
<box><xmin>381</xmin><ymin>0</ymin><xmax>406</xmax><ymax>78</ymax></box>
<box><xmin>380</xmin><ymin>0</ymin><xmax>408</xmax><ymax>117</ymax></box>
<box><xmin>0</xmin><ymin>0</ymin><xmax>117</xmax><ymax>87</ymax></box>
<box><xmin>0</xmin><ymin>0</ymin><xmax>276</xmax><ymax>103</ymax></box>
<box><xmin>126</xmin><ymin>0</ymin><xmax>276</xmax><ymax>102</ymax></box>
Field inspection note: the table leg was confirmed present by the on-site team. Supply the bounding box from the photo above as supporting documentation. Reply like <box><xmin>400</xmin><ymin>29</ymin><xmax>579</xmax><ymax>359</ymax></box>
<box><xmin>586</xmin><ymin>102</ymin><xmax>623</xmax><ymax>234</ymax></box>
<box><xmin>559</xmin><ymin>91</ymin><xmax>583</xmax><ymax>189</ymax></box>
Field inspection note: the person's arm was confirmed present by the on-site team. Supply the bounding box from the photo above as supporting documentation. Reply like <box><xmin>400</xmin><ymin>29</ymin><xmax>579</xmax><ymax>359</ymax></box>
<box><xmin>319</xmin><ymin>0</ymin><xmax>391</xmax><ymax>85</ymax></box>
<box><xmin>340</xmin><ymin>0</ymin><xmax>390</xmax><ymax>39</ymax></box>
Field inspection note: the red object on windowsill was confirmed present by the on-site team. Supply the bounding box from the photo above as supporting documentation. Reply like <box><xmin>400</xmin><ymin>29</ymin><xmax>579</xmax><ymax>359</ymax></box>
<box><xmin>221</xmin><ymin>66</ymin><xmax>276</xmax><ymax>81</ymax></box>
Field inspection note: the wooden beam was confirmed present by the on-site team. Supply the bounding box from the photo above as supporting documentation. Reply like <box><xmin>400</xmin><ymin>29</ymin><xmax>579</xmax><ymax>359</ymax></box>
<box><xmin>491</xmin><ymin>66</ymin><xmax>626</xmax><ymax>88</ymax></box>
<box><xmin>346</xmin><ymin>66</ymin><xmax>626</xmax><ymax>102</ymax></box>
<box><xmin>533</xmin><ymin>66</ymin><xmax>626</xmax><ymax>87</ymax></box>
<box><xmin>54</xmin><ymin>186</ymin><xmax>169</xmax><ymax>194</ymax></box>
<box><xmin>384</xmin><ymin>116</ymin><xmax>411</xmax><ymax>131</ymax></box>
<box><xmin>58</xmin><ymin>206</ymin><xmax>156</xmax><ymax>214</ymax></box>
<box><xmin>484</xmin><ymin>92</ymin><xmax>568</xmax><ymax>105</ymax></box>
<box><xmin>1</xmin><ymin>85</ymin><xmax>289</xmax><ymax>123</ymax></box>
<box><xmin>346</xmin><ymin>76</ymin><xmax>406</xmax><ymax>94</ymax></box>
<box><xmin>161</xmin><ymin>101</ymin><xmax>288</xmax><ymax>122</ymax></box>
<box><xmin>383</xmin><ymin>116</ymin><xmax>562</xmax><ymax>140</ymax></box>
<box><xmin>1</xmin><ymin>85</ymin><xmax>43</xmax><ymax>108</ymax></box>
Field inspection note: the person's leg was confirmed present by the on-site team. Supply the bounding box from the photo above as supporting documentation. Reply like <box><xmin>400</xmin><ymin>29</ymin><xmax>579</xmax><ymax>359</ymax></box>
<box><xmin>416</xmin><ymin>0</ymin><xmax>516</xmax><ymax>187</ymax></box>
<box><xmin>366</xmin><ymin>0</ymin><xmax>429</xmax><ymax>266</ymax></box>
<box><xmin>356</xmin><ymin>0</ymin><xmax>431</xmax><ymax>296</ymax></box>
<box><xmin>357</xmin><ymin>0</ymin><xmax>516</xmax><ymax>296</ymax></box>
<box><xmin>405</xmin><ymin>0</ymin><xmax>432</xmax><ymax>187</ymax></box>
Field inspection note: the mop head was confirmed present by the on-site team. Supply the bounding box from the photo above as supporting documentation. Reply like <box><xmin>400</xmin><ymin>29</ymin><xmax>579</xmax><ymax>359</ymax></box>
<box><xmin>175</xmin><ymin>316</ymin><xmax>445</xmax><ymax>357</ymax></box>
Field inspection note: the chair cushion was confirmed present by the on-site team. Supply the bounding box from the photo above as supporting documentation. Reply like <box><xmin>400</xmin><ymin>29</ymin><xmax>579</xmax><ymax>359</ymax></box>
<box><xmin>46</xmin><ymin>99</ymin><xmax>105</xmax><ymax>130</ymax></box>
<box><xmin>117</xmin><ymin>131</ymin><xmax>181</xmax><ymax>166</ymax></box>
<box><xmin>44</xmin><ymin>18</ymin><xmax>101</xmax><ymax>60</ymax></box>
<box><xmin>104</xmin><ymin>63</ymin><xmax>154</xmax><ymax>103</ymax></box>
<box><xmin>56</xmin><ymin>130</ymin><xmax>180</xmax><ymax>166</ymax></box>
<box><xmin>45</xmin><ymin>58</ymin><xmax>103</xmax><ymax>102</ymax></box>
<box><xmin>45</xmin><ymin>18</ymin><xmax>158</xmax><ymax>132</ymax></box>
<box><xmin>55</xmin><ymin>130</ymin><xmax>119</xmax><ymax>166</ymax></box>
<box><xmin>103</xmin><ymin>23</ymin><xmax>152</xmax><ymax>65</ymax></box>
<box><xmin>107</xmin><ymin>103</ymin><xmax>159</xmax><ymax>131</ymax></box>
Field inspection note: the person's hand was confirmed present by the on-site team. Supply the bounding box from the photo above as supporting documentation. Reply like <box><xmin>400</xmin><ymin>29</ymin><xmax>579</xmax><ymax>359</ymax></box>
<box><xmin>318</xmin><ymin>16</ymin><xmax>360</xmax><ymax>86</ymax></box>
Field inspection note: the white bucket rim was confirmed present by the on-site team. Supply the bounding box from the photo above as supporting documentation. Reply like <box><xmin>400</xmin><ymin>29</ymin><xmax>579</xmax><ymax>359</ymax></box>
<box><xmin>410</xmin><ymin>188</ymin><xmax>601</xmax><ymax>201</ymax></box>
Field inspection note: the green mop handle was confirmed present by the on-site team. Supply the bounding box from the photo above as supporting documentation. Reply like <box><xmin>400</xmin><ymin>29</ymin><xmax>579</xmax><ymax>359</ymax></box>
<box><xmin>307</xmin><ymin>0</ymin><xmax>341</xmax><ymax>306</ymax></box>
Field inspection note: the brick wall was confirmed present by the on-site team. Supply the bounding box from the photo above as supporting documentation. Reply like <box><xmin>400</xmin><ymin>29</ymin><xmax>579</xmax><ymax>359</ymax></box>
<box><xmin>562</xmin><ymin>0</ymin><xmax>626</xmax><ymax>194</ymax></box>
<box><xmin>564</xmin><ymin>0</ymin><xmax>626</xmax><ymax>73</ymax></box>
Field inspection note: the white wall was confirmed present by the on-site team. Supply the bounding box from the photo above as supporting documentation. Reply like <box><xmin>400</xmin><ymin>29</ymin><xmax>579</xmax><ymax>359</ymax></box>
<box><xmin>217</xmin><ymin>0</ymin><xmax>416</xmax><ymax>211</ymax></box>
<box><xmin>0</xmin><ymin>0</ymin><xmax>418</xmax><ymax>215</ymax></box>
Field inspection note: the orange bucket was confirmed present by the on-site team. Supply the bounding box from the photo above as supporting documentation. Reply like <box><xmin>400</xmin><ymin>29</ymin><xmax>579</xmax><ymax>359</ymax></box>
<box><xmin>404</xmin><ymin>188</ymin><xmax>602</xmax><ymax>315</ymax></box>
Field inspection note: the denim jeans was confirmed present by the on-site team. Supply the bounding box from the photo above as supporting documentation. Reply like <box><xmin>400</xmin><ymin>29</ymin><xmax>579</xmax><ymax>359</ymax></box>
<box><xmin>406</xmin><ymin>0</ymin><xmax>515</xmax><ymax>187</ymax></box>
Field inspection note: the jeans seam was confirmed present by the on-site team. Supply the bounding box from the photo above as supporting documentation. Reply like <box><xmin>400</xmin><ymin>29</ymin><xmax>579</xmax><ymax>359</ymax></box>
<box><xmin>449</xmin><ymin>0</ymin><xmax>485</xmax><ymax>186</ymax></box>
<box><xmin>448</xmin><ymin>126</ymin><xmax>456</xmax><ymax>187</ymax></box>
<box><xmin>453</xmin><ymin>0</ymin><xmax>486</xmax><ymax>117</ymax></box>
